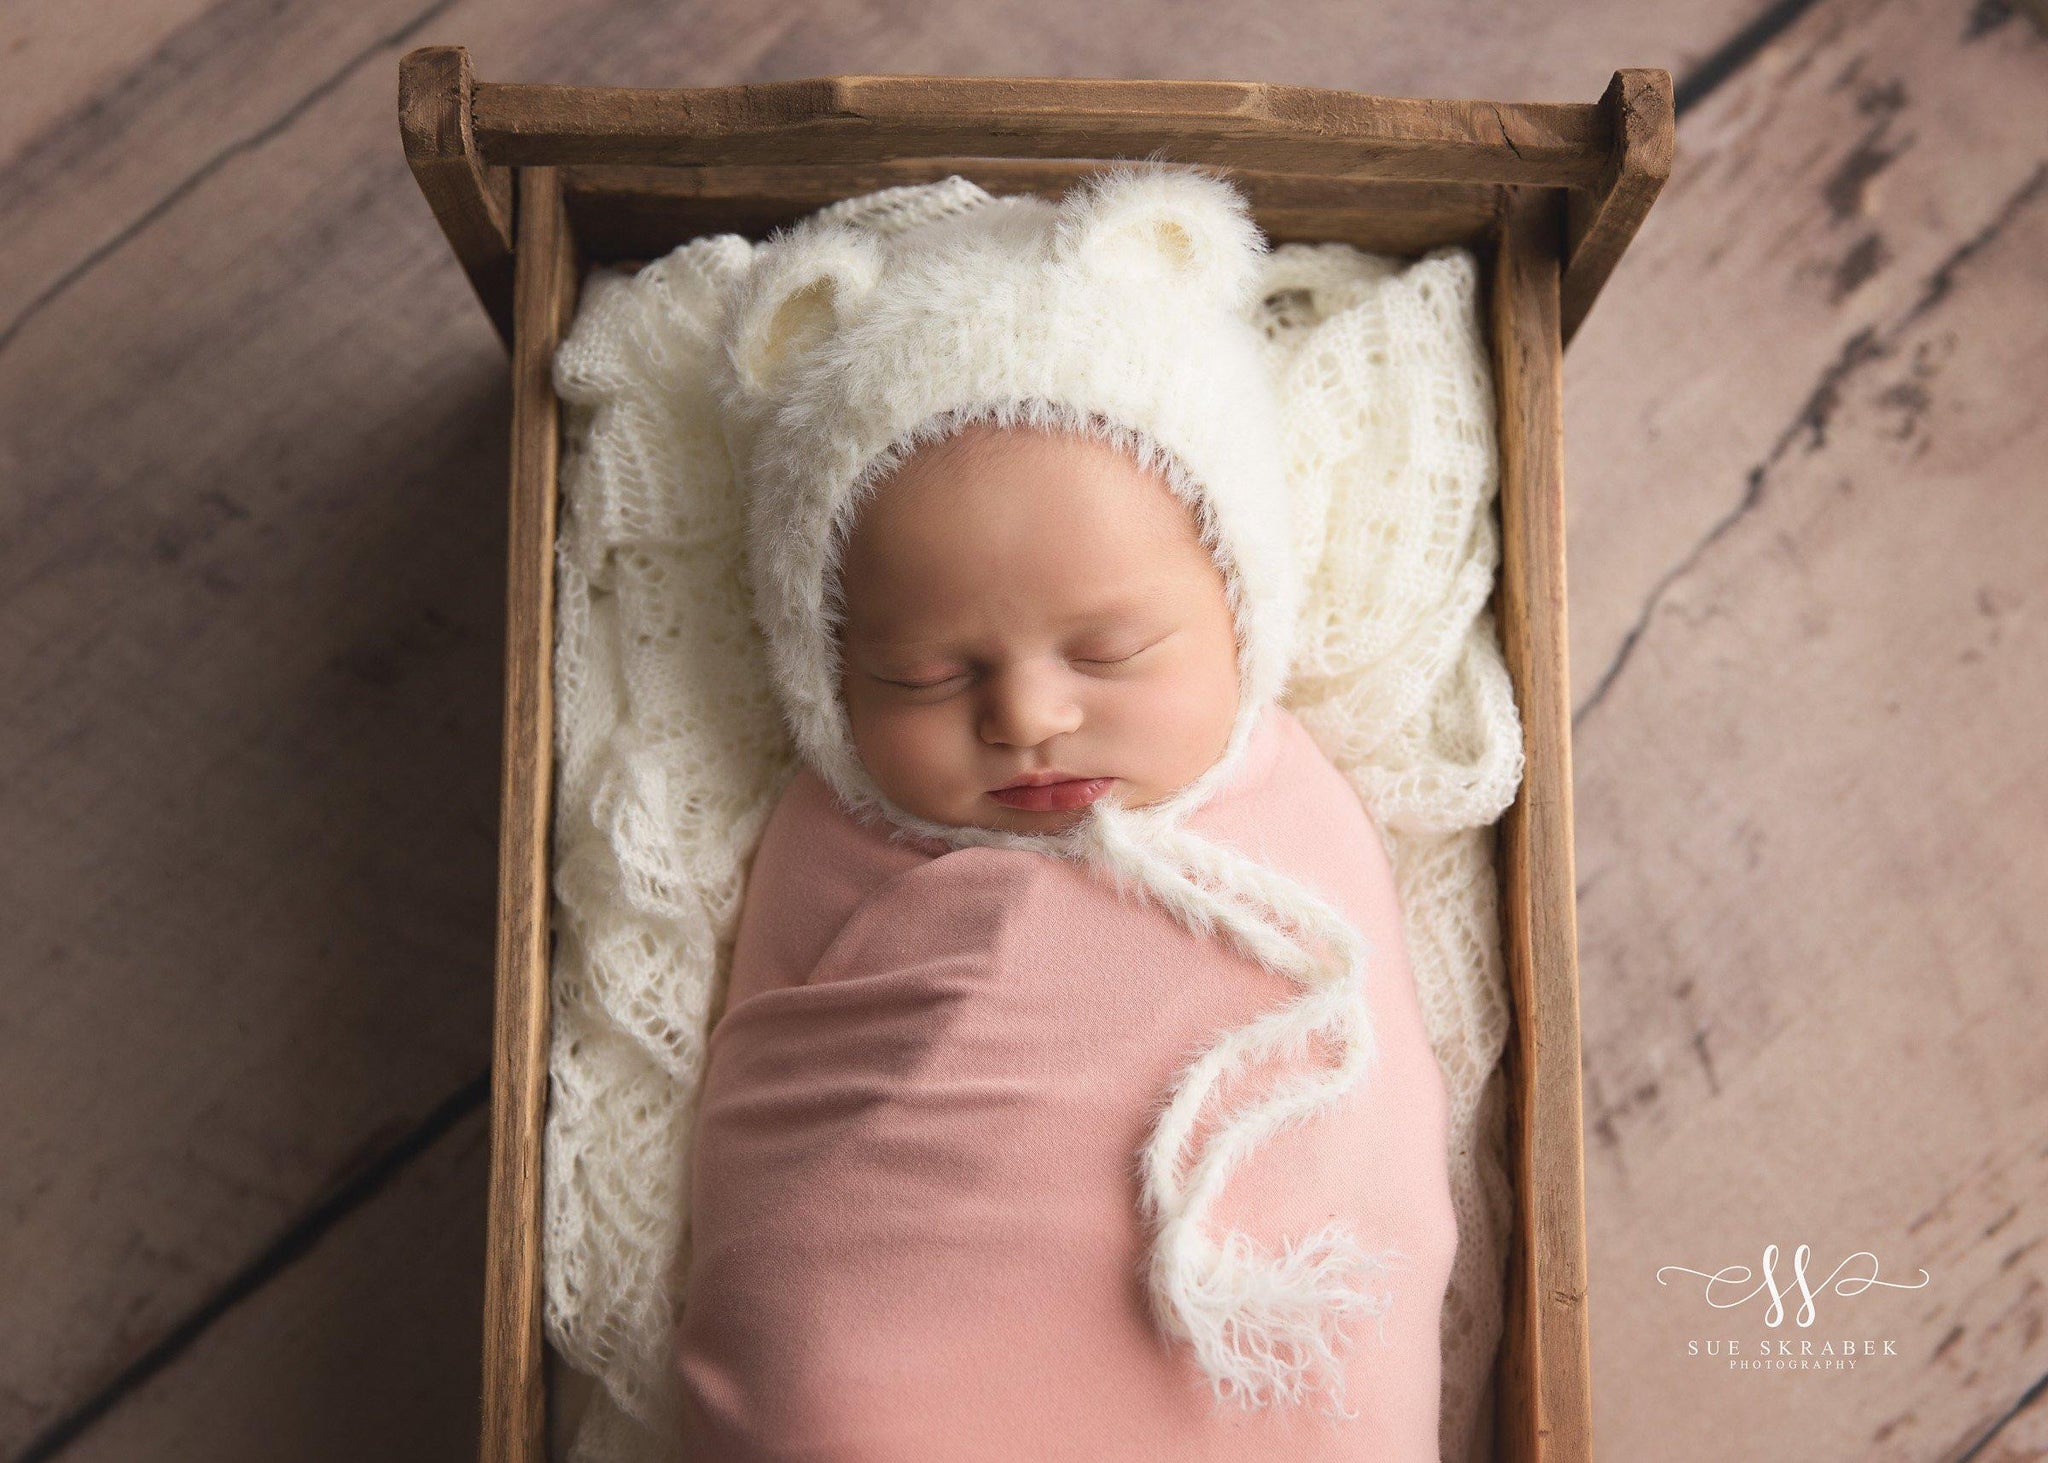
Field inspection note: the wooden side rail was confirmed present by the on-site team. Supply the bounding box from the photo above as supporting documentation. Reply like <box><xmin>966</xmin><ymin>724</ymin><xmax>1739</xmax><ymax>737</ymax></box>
<box><xmin>463</xmin><ymin>73</ymin><xmax>1615</xmax><ymax>185</ymax></box>
<box><xmin>1489</xmin><ymin>188</ymin><xmax>1594</xmax><ymax>1462</ymax></box>
<box><xmin>479</xmin><ymin>165</ymin><xmax>580</xmax><ymax>1463</ymax></box>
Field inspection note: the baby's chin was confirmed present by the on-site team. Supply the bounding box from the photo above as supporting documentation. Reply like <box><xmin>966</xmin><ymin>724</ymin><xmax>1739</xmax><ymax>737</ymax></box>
<box><xmin>977</xmin><ymin>802</ymin><xmax>1104</xmax><ymax>835</ymax></box>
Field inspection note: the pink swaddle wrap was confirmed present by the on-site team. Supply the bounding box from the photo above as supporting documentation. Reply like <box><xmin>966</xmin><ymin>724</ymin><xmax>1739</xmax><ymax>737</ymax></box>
<box><xmin>675</xmin><ymin>702</ymin><xmax>1457</xmax><ymax>1459</ymax></box>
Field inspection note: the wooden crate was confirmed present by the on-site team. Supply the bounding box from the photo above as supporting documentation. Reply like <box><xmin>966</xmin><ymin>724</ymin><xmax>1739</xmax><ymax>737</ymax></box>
<box><xmin>397</xmin><ymin>46</ymin><xmax>1673</xmax><ymax>1463</ymax></box>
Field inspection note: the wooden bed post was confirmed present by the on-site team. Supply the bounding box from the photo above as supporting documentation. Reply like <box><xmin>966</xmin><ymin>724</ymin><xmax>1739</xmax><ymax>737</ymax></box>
<box><xmin>400</xmin><ymin>46</ymin><xmax>518</xmax><ymax>350</ymax></box>
<box><xmin>1561</xmin><ymin>69</ymin><xmax>1675</xmax><ymax>345</ymax></box>
<box><xmin>481</xmin><ymin>164</ymin><xmax>579</xmax><ymax>1463</ymax></box>
<box><xmin>1489</xmin><ymin>186</ymin><xmax>1594</xmax><ymax>1463</ymax></box>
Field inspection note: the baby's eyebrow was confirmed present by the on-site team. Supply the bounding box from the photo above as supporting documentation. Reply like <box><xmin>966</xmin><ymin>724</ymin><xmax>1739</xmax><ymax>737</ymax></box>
<box><xmin>1054</xmin><ymin>594</ymin><xmax>1173</xmax><ymax>628</ymax></box>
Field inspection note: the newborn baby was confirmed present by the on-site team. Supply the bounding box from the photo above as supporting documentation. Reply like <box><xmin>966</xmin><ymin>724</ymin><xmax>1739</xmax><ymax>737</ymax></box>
<box><xmin>675</xmin><ymin>415</ymin><xmax>1458</xmax><ymax>1459</ymax></box>
<box><xmin>679</xmin><ymin>162</ymin><xmax>1457</xmax><ymax>1460</ymax></box>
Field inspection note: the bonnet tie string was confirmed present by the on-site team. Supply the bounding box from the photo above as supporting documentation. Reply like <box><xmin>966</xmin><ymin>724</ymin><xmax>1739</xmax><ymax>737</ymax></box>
<box><xmin>1073</xmin><ymin>801</ymin><xmax>1410</xmax><ymax>1417</ymax></box>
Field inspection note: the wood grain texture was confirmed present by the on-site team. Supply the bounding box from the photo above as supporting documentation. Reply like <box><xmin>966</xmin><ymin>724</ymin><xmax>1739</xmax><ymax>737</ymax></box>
<box><xmin>1554</xmin><ymin>0</ymin><xmax>2048</xmax><ymax>1456</ymax></box>
<box><xmin>0</xmin><ymin>0</ymin><xmax>442</xmax><ymax>334</ymax></box>
<box><xmin>1560</xmin><ymin>0</ymin><xmax>2048</xmax><ymax>714</ymax></box>
<box><xmin>54</xmin><ymin>1111</ymin><xmax>490</xmax><ymax>1463</ymax></box>
<box><xmin>470</xmin><ymin>73</ymin><xmax>1615</xmax><ymax>185</ymax></box>
<box><xmin>1577</xmin><ymin>166</ymin><xmax>2048</xmax><ymax>1457</ymax></box>
<box><xmin>0</xmin><ymin>32</ymin><xmax>510</xmax><ymax>1455</ymax></box>
<box><xmin>1488</xmin><ymin>188</ymin><xmax>1594</xmax><ymax>1463</ymax></box>
<box><xmin>481</xmin><ymin>164</ymin><xmax>579</xmax><ymax>1463</ymax></box>
<box><xmin>560</xmin><ymin>160</ymin><xmax>1505</xmax><ymax>258</ymax></box>
<box><xmin>1974</xmin><ymin>1374</ymin><xmax>2048</xmax><ymax>1463</ymax></box>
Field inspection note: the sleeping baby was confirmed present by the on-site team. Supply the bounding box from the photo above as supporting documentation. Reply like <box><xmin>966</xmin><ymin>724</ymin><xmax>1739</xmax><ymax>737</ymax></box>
<box><xmin>676</xmin><ymin>163</ymin><xmax>1458</xmax><ymax>1461</ymax></box>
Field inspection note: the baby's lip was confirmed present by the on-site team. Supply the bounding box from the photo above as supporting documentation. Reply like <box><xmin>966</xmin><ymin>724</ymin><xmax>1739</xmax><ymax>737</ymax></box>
<box><xmin>988</xmin><ymin>776</ymin><xmax>1117</xmax><ymax>813</ymax></box>
<box><xmin>991</xmin><ymin>769</ymin><xmax>1094</xmax><ymax>791</ymax></box>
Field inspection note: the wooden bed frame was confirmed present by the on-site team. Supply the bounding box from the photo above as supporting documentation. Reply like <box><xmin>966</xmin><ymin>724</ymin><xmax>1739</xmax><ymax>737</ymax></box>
<box><xmin>397</xmin><ymin>46</ymin><xmax>1673</xmax><ymax>1462</ymax></box>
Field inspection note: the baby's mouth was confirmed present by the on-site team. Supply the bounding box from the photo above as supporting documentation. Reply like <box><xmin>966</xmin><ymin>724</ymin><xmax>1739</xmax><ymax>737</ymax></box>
<box><xmin>987</xmin><ymin>777</ymin><xmax>1117</xmax><ymax>813</ymax></box>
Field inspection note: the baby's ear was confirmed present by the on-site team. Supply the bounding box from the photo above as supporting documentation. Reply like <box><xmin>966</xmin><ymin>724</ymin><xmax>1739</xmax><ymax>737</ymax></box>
<box><xmin>723</xmin><ymin>221</ymin><xmax>884</xmax><ymax>400</ymax></box>
<box><xmin>1048</xmin><ymin>163</ymin><xmax>1267</xmax><ymax>311</ymax></box>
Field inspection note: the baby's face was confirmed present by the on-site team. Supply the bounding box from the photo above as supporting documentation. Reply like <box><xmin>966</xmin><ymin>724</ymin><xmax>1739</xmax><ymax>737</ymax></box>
<box><xmin>836</xmin><ymin>423</ymin><xmax>1241</xmax><ymax>834</ymax></box>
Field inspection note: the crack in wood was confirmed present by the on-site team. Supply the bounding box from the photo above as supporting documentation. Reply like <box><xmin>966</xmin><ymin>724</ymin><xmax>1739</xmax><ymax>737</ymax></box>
<box><xmin>0</xmin><ymin>0</ymin><xmax>460</xmax><ymax>361</ymax></box>
<box><xmin>1574</xmin><ymin>161</ymin><xmax>2048</xmax><ymax>732</ymax></box>
<box><xmin>1965</xmin><ymin>0</ymin><xmax>2048</xmax><ymax>41</ymax></box>
<box><xmin>7</xmin><ymin>1070</ymin><xmax>488</xmax><ymax>1463</ymax></box>
<box><xmin>1821</xmin><ymin>77</ymin><xmax>1913</xmax><ymax>225</ymax></box>
<box><xmin>1689</xmin><ymin>1025</ymin><xmax>1721</xmax><ymax>1096</ymax></box>
<box><xmin>1673</xmin><ymin>0</ymin><xmax>1832</xmax><ymax>116</ymax></box>
<box><xmin>1487</xmin><ymin>103</ymin><xmax>1525</xmax><ymax>163</ymax></box>
<box><xmin>1952</xmin><ymin>1363</ymin><xmax>2048</xmax><ymax>1461</ymax></box>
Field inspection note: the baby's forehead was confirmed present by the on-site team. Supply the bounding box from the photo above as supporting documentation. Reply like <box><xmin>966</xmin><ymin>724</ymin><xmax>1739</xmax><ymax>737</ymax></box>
<box><xmin>855</xmin><ymin>422</ymin><xmax>1193</xmax><ymax>539</ymax></box>
<box><xmin>837</xmin><ymin>425</ymin><xmax>1226</xmax><ymax>642</ymax></box>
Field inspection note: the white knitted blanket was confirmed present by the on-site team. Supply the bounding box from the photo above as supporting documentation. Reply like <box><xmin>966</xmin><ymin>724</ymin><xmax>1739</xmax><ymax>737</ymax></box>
<box><xmin>542</xmin><ymin>188</ymin><xmax>1522</xmax><ymax>1463</ymax></box>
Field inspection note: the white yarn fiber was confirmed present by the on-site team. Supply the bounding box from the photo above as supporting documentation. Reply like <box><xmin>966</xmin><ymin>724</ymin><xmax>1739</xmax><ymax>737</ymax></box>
<box><xmin>1082</xmin><ymin>807</ymin><xmax>1397</xmax><ymax>1417</ymax></box>
<box><xmin>542</xmin><ymin>185</ymin><xmax>1521</xmax><ymax>1463</ymax></box>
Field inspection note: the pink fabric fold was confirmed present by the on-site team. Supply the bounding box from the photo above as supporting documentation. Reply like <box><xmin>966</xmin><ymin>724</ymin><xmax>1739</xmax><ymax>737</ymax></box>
<box><xmin>676</xmin><ymin>703</ymin><xmax>1456</xmax><ymax>1460</ymax></box>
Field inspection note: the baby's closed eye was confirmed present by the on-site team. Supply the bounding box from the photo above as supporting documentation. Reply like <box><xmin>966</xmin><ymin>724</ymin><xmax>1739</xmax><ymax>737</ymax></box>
<box><xmin>872</xmin><ymin>630</ymin><xmax>1179</xmax><ymax>693</ymax></box>
<box><xmin>1073</xmin><ymin>629</ymin><xmax>1175</xmax><ymax>667</ymax></box>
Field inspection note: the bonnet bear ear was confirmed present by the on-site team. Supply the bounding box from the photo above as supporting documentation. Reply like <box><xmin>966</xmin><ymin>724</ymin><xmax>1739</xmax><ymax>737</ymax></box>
<box><xmin>1048</xmin><ymin>163</ymin><xmax>1267</xmax><ymax>312</ymax></box>
<box><xmin>723</xmin><ymin>220</ymin><xmax>885</xmax><ymax>401</ymax></box>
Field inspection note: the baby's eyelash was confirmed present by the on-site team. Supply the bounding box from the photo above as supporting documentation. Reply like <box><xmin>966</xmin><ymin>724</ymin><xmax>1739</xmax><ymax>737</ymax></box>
<box><xmin>1077</xmin><ymin>632</ymin><xmax>1170</xmax><ymax>666</ymax></box>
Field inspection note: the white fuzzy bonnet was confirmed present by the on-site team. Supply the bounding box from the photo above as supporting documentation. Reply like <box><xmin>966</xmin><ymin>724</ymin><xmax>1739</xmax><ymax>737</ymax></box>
<box><xmin>711</xmin><ymin>162</ymin><xmax>1304</xmax><ymax>833</ymax></box>
<box><xmin>707</xmin><ymin>164</ymin><xmax>1399</xmax><ymax>1414</ymax></box>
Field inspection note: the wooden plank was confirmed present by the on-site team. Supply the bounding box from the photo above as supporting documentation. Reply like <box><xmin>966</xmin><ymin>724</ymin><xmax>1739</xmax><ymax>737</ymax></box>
<box><xmin>0</xmin><ymin>43</ymin><xmax>513</xmax><ymax>1459</ymax></box>
<box><xmin>480</xmin><ymin>164</ymin><xmax>578</xmax><ymax>1463</ymax></box>
<box><xmin>1561</xmin><ymin>0</ymin><xmax>2048</xmax><ymax>711</ymax></box>
<box><xmin>1553</xmin><ymin>0</ymin><xmax>2048</xmax><ymax>1456</ymax></box>
<box><xmin>1971</xmin><ymin>1376</ymin><xmax>2048</xmax><ymax>1463</ymax></box>
<box><xmin>1561</xmin><ymin>69</ymin><xmax>1675</xmax><ymax>345</ymax></box>
<box><xmin>399</xmin><ymin>46</ymin><xmax>517</xmax><ymax>351</ymax></box>
<box><xmin>56</xmin><ymin>1110</ymin><xmax>489</xmax><ymax>1462</ymax></box>
<box><xmin>0</xmin><ymin>0</ymin><xmax>438</xmax><ymax>331</ymax></box>
<box><xmin>470</xmin><ymin>74</ymin><xmax>1616</xmax><ymax>186</ymax></box>
<box><xmin>560</xmin><ymin>160</ymin><xmax>1504</xmax><ymax>258</ymax></box>
<box><xmin>1</xmin><ymin>0</ymin><xmax>212</xmax><ymax>149</ymax></box>
<box><xmin>1489</xmin><ymin>186</ymin><xmax>1594</xmax><ymax>1463</ymax></box>
<box><xmin>1573</xmin><ymin>159</ymin><xmax>2048</xmax><ymax>1456</ymax></box>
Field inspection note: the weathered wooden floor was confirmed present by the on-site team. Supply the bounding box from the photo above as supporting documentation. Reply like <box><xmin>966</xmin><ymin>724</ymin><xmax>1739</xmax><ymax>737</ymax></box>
<box><xmin>1</xmin><ymin>1</ymin><xmax>2041</xmax><ymax>1459</ymax></box>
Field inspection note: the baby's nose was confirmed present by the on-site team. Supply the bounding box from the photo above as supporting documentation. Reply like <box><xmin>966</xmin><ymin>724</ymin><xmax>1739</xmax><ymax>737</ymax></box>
<box><xmin>976</xmin><ymin>661</ymin><xmax>1084</xmax><ymax>747</ymax></box>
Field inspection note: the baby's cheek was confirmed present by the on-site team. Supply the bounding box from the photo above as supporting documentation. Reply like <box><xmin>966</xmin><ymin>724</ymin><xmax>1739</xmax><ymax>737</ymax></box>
<box><xmin>848</xmin><ymin>700</ymin><xmax>976</xmax><ymax>806</ymax></box>
<box><xmin>1101</xmin><ymin>666</ymin><xmax>1236</xmax><ymax>783</ymax></box>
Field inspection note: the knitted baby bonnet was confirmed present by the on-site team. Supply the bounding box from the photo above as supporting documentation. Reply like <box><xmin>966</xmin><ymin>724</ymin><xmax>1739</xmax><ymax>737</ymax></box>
<box><xmin>710</xmin><ymin>161</ymin><xmax>1403</xmax><ymax>1415</ymax></box>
